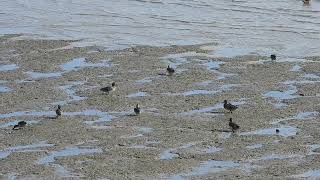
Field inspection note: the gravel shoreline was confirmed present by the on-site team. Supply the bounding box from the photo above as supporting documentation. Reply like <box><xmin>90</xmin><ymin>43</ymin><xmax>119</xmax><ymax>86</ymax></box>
<box><xmin>1</xmin><ymin>34</ymin><xmax>320</xmax><ymax>179</ymax></box>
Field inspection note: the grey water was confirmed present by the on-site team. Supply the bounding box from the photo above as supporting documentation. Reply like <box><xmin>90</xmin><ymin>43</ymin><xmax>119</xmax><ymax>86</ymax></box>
<box><xmin>1</xmin><ymin>0</ymin><xmax>320</xmax><ymax>57</ymax></box>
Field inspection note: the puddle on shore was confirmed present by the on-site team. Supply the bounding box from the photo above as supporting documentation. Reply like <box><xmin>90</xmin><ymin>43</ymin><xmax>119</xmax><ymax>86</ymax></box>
<box><xmin>159</xmin><ymin>143</ymin><xmax>196</xmax><ymax>160</ymax></box>
<box><xmin>135</xmin><ymin>78</ymin><xmax>153</xmax><ymax>84</ymax></box>
<box><xmin>195</xmin><ymin>81</ymin><xmax>212</xmax><ymax>87</ymax></box>
<box><xmin>218</xmin><ymin>132</ymin><xmax>232</xmax><ymax>140</ymax></box>
<box><xmin>307</xmin><ymin>144</ymin><xmax>320</xmax><ymax>155</ymax></box>
<box><xmin>291</xmin><ymin>64</ymin><xmax>302</xmax><ymax>72</ymax></box>
<box><xmin>26</xmin><ymin>58</ymin><xmax>111</xmax><ymax>79</ymax></box>
<box><xmin>293</xmin><ymin>170</ymin><xmax>320</xmax><ymax>178</ymax></box>
<box><xmin>61</xmin><ymin>58</ymin><xmax>111</xmax><ymax>72</ymax></box>
<box><xmin>0</xmin><ymin>86</ymin><xmax>12</xmax><ymax>93</ymax></box>
<box><xmin>246</xmin><ymin>144</ymin><xmax>263</xmax><ymax>150</ymax></box>
<box><xmin>164</xmin><ymin>84</ymin><xmax>236</xmax><ymax>97</ymax></box>
<box><xmin>0</xmin><ymin>141</ymin><xmax>55</xmax><ymax>159</ymax></box>
<box><xmin>53</xmin><ymin>164</ymin><xmax>84</xmax><ymax>178</ymax></box>
<box><xmin>70</xmin><ymin>110</ymin><xmax>114</xmax><ymax>125</ymax></box>
<box><xmin>240</xmin><ymin>126</ymin><xmax>298</xmax><ymax>137</ymax></box>
<box><xmin>0</xmin><ymin>109</ymin><xmax>114</xmax><ymax>126</ymax></box>
<box><xmin>58</xmin><ymin>82</ymin><xmax>87</xmax><ymax>104</ymax></box>
<box><xmin>0</xmin><ymin>120</ymin><xmax>39</xmax><ymax>128</ymax></box>
<box><xmin>0</xmin><ymin>111</ymin><xmax>55</xmax><ymax>119</ymax></box>
<box><xmin>304</xmin><ymin>73</ymin><xmax>320</xmax><ymax>79</ymax></box>
<box><xmin>250</xmin><ymin>153</ymin><xmax>305</xmax><ymax>162</ymax></box>
<box><xmin>169</xmin><ymin>160</ymin><xmax>255</xmax><ymax>179</ymax></box>
<box><xmin>182</xmin><ymin>90</ymin><xmax>218</xmax><ymax>96</ymax></box>
<box><xmin>0</xmin><ymin>64</ymin><xmax>18</xmax><ymax>72</ymax></box>
<box><xmin>202</xmin><ymin>61</ymin><xmax>225</xmax><ymax>71</ymax></box>
<box><xmin>256</xmin><ymin>154</ymin><xmax>304</xmax><ymax>161</ymax></box>
<box><xmin>283</xmin><ymin>80</ymin><xmax>320</xmax><ymax>85</ymax></box>
<box><xmin>121</xmin><ymin>127</ymin><xmax>154</xmax><ymax>139</ymax></box>
<box><xmin>182</xmin><ymin>99</ymin><xmax>246</xmax><ymax>116</ymax></box>
<box><xmin>37</xmin><ymin>146</ymin><xmax>103</xmax><ymax>164</ymax></box>
<box><xmin>138</xmin><ymin>127</ymin><xmax>154</xmax><ymax>134</ymax></box>
<box><xmin>272</xmin><ymin>111</ymin><xmax>319</xmax><ymax>124</ymax></box>
<box><xmin>126</xmin><ymin>92</ymin><xmax>150</xmax><ymax>98</ymax></box>
<box><xmin>264</xmin><ymin>85</ymin><xmax>298</xmax><ymax>100</ymax></box>
<box><xmin>201</xmin><ymin>146</ymin><xmax>222</xmax><ymax>154</ymax></box>
<box><xmin>26</xmin><ymin>71</ymin><xmax>62</xmax><ymax>79</ymax></box>
<box><xmin>211</xmin><ymin>47</ymin><xmax>252</xmax><ymax>58</ymax></box>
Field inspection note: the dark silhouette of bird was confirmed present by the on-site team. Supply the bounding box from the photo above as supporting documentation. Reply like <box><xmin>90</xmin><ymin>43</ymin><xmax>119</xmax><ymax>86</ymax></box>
<box><xmin>134</xmin><ymin>104</ymin><xmax>140</xmax><ymax>115</ymax></box>
<box><xmin>56</xmin><ymin>105</ymin><xmax>62</xmax><ymax>118</ymax></box>
<box><xmin>276</xmin><ymin>129</ymin><xmax>280</xmax><ymax>134</ymax></box>
<box><xmin>270</xmin><ymin>54</ymin><xmax>276</xmax><ymax>61</ymax></box>
<box><xmin>12</xmin><ymin>121</ymin><xmax>27</xmax><ymax>130</ymax></box>
<box><xmin>100</xmin><ymin>82</ymin><xmax>116</xmax><ymax>94</ymax></box>
<box><xmin>224</xmin><ymin>100</ymin><xmax>238</xmax><ymax>113</ymax></box>
<box><xmin>167</xmin><ymin>65</ymin><xmax>175</xmax><ymax>76</ymax></box>
<box><xmin>229</xmin><ymin>118</ymin><xmax>240</xmax><ymax>133</ymax></box>
<box><xmin>303</xmin><ymin>0</ymin><xmax>310</xmax><ymax>5</ymax></box>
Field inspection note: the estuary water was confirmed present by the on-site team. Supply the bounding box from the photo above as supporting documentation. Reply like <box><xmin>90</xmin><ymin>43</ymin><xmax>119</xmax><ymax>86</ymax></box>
<box><xmin>1</xmin><ymin>0</ymin><xmax>320</xmax><ymax>56</ymax></box>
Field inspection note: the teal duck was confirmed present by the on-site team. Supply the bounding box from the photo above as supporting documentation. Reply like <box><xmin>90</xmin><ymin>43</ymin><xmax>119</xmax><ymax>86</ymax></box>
<box><xmin>134</xmin><ymin>104</ymin><xmax>140</xmax><ymax>115</ymax></box>
<box><xmin>100</xmin><ymin>82</ymin><xmax>116</xmax><ymax>94</ymax></box>
<box><xmin>167</xmin><ymin>65</ymin><xmax>175</xmax><ymax>76</ymax></box>
<box><xmin>224</xmin><ymin>100</ymin><xmax>238</xmax><ymax>113</ymax></box>
<box><xmin>229</xmin><ymin>118</ymin><xmax>239</xmax><ymax>133</ymax></box>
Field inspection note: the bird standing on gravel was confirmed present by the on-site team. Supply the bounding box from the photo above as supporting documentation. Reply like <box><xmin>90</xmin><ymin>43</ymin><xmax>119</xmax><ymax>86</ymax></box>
<box><xmin>12</xmin><ymin>121</ymin><xmax>27</xmax><ymax>130</ymax></box>
<box><xmin>100</xmin><ymin>82</ymin><xmax>116</xmax><ymax>94</ymax></box>
<box><xmin>270</xmin><ymin>54</ymin><xmax>276</xmax><ymax>61</ymax></box>
<box><xmin>223</xmin><ymin>100</ymin><xmax>238</xmax><ymax>113</ymax></box>
<box><xmin>303</xmin><ymin>0</ymin><xmax>310</xmax><ymax>5</ymax></box>
<box><xmin>134</xmin><ymin>104</ymin><xmax>140</xmax><ymax>115</ymax></box>
<box><xmin>56</xmin><ymin>105</ymin><xmax>62</xmax><ymax>118</ymax></box>
<box><xmin>167</xmin><ymin>65</ymin><xmax>175</xmax><ymax>76</ymax></box>
<box><xmin>229</xmin><ymin>118</ymin><xmax>239</xmax><ymax>133</ymax></box>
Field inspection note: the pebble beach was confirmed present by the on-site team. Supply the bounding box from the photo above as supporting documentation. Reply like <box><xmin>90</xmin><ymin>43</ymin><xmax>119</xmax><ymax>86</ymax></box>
<box><xmin>1</xmin><ymin>34</ymin><xmax>320</xmax><ymax>179</ymax></box>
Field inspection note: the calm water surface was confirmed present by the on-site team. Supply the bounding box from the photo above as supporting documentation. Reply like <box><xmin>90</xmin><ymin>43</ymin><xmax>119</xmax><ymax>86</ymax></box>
<box><xmin>1</xmin><ymin>0</ymin><xmax>320</xmax><ymax>56</ymax></box>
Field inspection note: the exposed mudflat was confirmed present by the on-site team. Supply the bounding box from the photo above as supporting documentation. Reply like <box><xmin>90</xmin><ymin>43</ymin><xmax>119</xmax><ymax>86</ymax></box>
<box><xmin>1</xmin><ymin>35</ymin><xmax>320</xmax><ymax>179</ymax></box>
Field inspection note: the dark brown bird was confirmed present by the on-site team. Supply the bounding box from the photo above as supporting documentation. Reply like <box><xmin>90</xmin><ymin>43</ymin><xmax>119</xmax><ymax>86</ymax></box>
<box><xmin>270</xmin><ymin>54</ymin><xmax>276</xmax><ymax>61</ymax></box>
<box><xmin>229</xmin><ymin>118</ymin><xmax>240</xmax><ymax>133</ymax></box>
<box><xmin>12</xmin><ymin>121</ymin><xmax>27</xmax><ymax>130</ymax></box>
<box><xmin>167</xmin><ymin>65</ymin><xmax>175</xmax><ymax>76</ymax></box>
<box><xmin>134</xmin><ymin>104</ymin><xmax>140</xmax><ymax>115</ymax></box>
<box><xmin>224</xmin><ymin>100</ymin><xmax>238</xmax><ymax>113</ymax></box>
<box><xmin>56</xmin><ymin>105</ymin><xmax>62</xmax><ymax>118</ymax></box>
<box><xmin>303</xmin><ymin>0</ymin><xmax>310</xmax><ymax>5</ymax></box>
<box><xmin>100</xmin><ymin>82</ymin><xmax>116</xmax><ymax>94</ymax></box>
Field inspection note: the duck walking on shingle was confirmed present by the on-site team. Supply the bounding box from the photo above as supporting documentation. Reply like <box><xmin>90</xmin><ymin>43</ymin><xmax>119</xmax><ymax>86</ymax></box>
<box><xmin>224</xmin><ymin>100</ymin><xmax>238</xmax><ymax>113</ymax></box>
<box><xmin>56</xmin><ymin>105</ymin><xmax>62</xmax><ymax>118</ymax></box>
<box><xmin>229</xmin><ymin>118</ymin><xmax>239</xmax><ymax>133</ymax></box>
<box><xmin>100</xmin><ymin>82</ymin><xmax>116</xmax><ymax>94</ymax></box>
<box><xmin>167</xmin><ymin>65</ymin><xmax>175</xmax><ymax>76</ymax></box>
<box><xmin>12</xmin><ymin>121</ymin><xmax>27</xmax><ymax>130</ymax></box>
<box><xmin>303</xmin><ymin>0</ymin><xmax>310</xmax><ymax>5</ymax></box>
<box><xmin>134</xmin><ymin>104</ymin><xmax>140</xmax><ymax>115</ymax></box>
